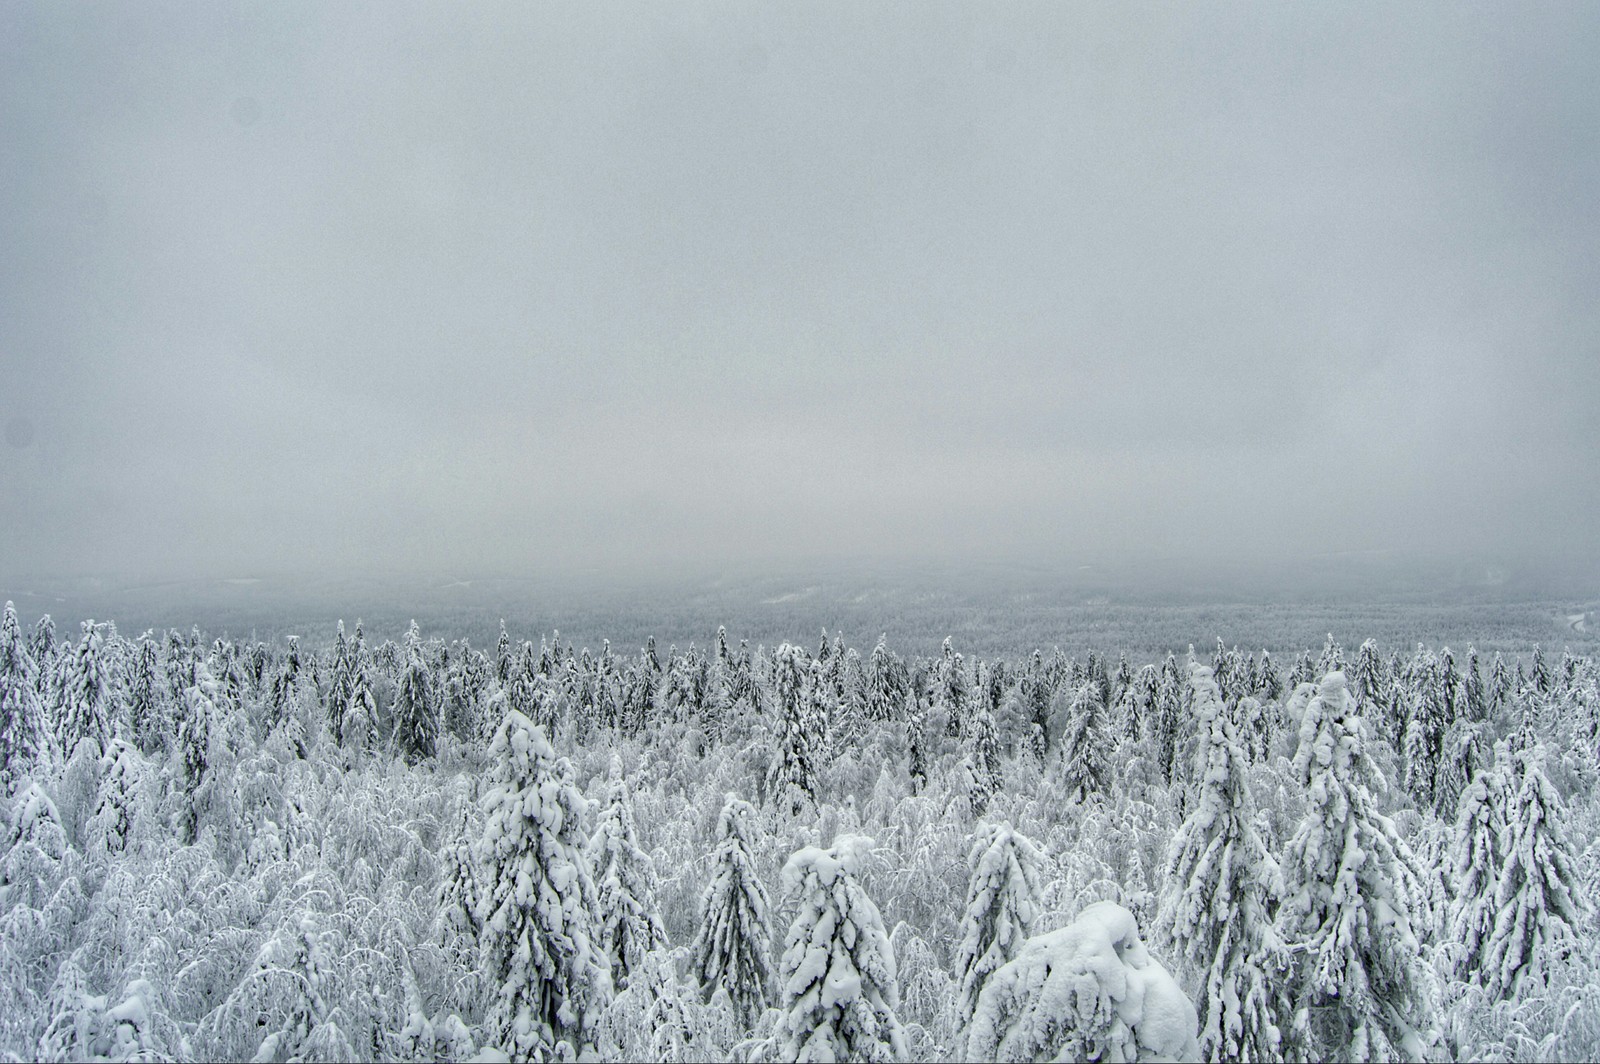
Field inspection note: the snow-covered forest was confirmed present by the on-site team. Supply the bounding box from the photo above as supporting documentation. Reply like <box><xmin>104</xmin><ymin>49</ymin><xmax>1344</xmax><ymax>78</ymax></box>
<box><xmin>3</xmin><ymin>599</ymin><xmax>1597</xmax><ymax>1062</ymax></box>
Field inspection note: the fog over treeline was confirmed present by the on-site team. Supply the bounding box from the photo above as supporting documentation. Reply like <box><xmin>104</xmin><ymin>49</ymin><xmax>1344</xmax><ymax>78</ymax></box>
<box><xmin>4</xmin><ymin>2</ymin><xmax>1600</xmax><ymax>589</ymax></box>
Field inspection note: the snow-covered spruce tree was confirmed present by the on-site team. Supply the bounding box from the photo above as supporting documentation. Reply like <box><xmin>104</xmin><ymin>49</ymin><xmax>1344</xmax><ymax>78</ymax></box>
<box><xmin>476</xmin><ymin>709</ymin><xmax>611</xmax><ymax>1059</ymax></box>
<box><xmin>952</xmin><ymin>821</ymin><xmax>1046</xmax><ymax>1030</ymax></box>
<box><xmin>85</xmin><ymin>736</ymin><xmax>142</xmax><ymax>865</ymax></box>
<box><xmin>1159</xmin><ymin>665</ymin><xmax>1285</xmax><ymax>1063</ymax></box>
<box><xmin>905</xmin><ymin>690</ymin><xmax>929</xmax><ymax>795</ymax></box>
<box><xmin>438</xmin><ymin>803</ymin><xmax>481</xmax><ymax>934</ymax></box>
<box><xmin>1057</xmin><ymin>678</ymin><xmax>1113</xmax><ymax>802</ymax></box>
<box><xmin>691</xmin><ymin>794</ymin><xmax>774</xmax><ymax>1030</ymax></box>
<box><xmin>27</xmin><ymin>613</ymin><xmax>56</xmax><ymax>674</ymax></box>
<box><xmin>325</xmin><ymin>619</ymin><xmax>353</xmax><ymax>745</ymax></box>
<box><xmin>392</xmin><ymin>621</ymin><xmax>437</xmax><ymax>763</ymax></box>
<box><xmin>966</xmin><ymin>706</ymin><xmax>1005</xmax><ymax>817</ymax></box>
<box><xmin>1152</xmin><ymin>652</ymin><xmax>1185</xmax><ymax>783</ymax></box>
<box><xmin>588</xmin><ymin>761</ymin><xmax>667</xmax><ymax>992</ymax></box>
<box><xmin>0</xmin><ymin>601</ymin><xmax>45</xmax><ymax>795</ymax></box>
<box><xmin>767</xmin><ymin>644</ymin><xmax>819</xmax><ymax>818</ymax></box>
<box><xmin>1478</xmin><ymin>738</ymin><xmax>1588</xmax><ymax>1001</ymax></box>
<box><xmin>343</xmin><ymin>659</ymin><xmax>379</xmax><ymax>764</ymax></box>
<box><xmin>1278</xmin><ymin>670</ymin><xmax>1434</xmax><ymax>1062</ymax></box>
<box><xmin>263</xmin><ymin>635</ymin><xmax>297</xmax><ymax>728</ymax></box>
<box><xmin>125</xmin><ymin>636</ymin><xmax>168</xmax><ymax>756</ymax></box>
<box><xmin>1443</xmin><ymin>755</ymin><xmax>1509</xmax><ymax>986</ymax></box>
<box><xmin>805</xmin><ymin>658</ymin><xmax>836</xmax><ymax>765</ymax></box>
<box><xmin>774</xmin><ymin>835</ymin><xmax>905</xmax><ymax>1063</ymax></box>
<box><xmin>56</xmin><ymin>619</ymin><xmax>116</xmax><ymax>760</ymax></box>
<box><xmin>966</xmin><ymin>900</ymin><xmax>1199</xmax><ymax>1062</ymax></box>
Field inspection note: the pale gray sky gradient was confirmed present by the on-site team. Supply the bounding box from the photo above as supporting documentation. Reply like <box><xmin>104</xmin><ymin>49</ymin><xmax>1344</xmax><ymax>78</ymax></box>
<box><xmin>2</xmin><ymin>2</ymin><xmax>1597</xmax><ymax>586</ymax></box>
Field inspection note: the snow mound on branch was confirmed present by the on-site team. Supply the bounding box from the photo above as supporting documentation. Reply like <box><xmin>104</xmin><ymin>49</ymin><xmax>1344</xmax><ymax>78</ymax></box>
<box><xmin>967</xmin><ymin>900</ymin><xmax>1199</xmax><ymax>1063</ymax></box>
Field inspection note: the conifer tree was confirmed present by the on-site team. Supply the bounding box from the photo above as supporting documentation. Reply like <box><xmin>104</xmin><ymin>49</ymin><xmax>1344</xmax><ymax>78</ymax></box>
<box><xmin>28</xmin><ymin>613</ymin><xmax>57</xmax><ymax>673</ymax></box>
<box><xmin>690</xmin><ymin>795</ymin><xmax>774</xmax><ymax>1029</ymax></box>
<box><xmin>476</xmin><ymin>710</ymin><xmax>611</xmax><ymax>1059</ymax></box>
<box><xmin>966</xmin><ymin>900</ymin><xmax>1199</xmax><ymax>1062</ymax></box>
<box><xmin>125</xmin><ymin>637</ymin><xmax>167</xmax><ymax>756</ymax></box>
<box><xmin>1487</xmin><ymin>652</ymin><xmax>1511</xmax><ymax>718</ymax></box>
<box><xmin>1529</xmin><ymin>644</ymin><xmax>1551</xmax><ymax>695</ymax></box>
<box><xmin>952</xmin><ymin>822</ymin><xmax>1045</xmax><ymax>1029</ymax></box>
<box><xmin>0</xmin><ymin>601</ymin><xmax>45</xmax><ymax>795</ymax></box>
<box><xmin>1402</xmin><ymin>658</ymin><xmax>1449</xmax><ymax>811</ymax></box>
<box><xmin>1278</xmin><ymin>671</ymin><xmax>1433</xmax><ymax>1062</ymax></box>
<box><xmin>963</xmin><ymin>694</ymin><xmax>1004</xmax><ymax>815</ymax></box>
<box><xmin>1256</xmin><ymin>649</ymin><xmax>1282</xmax><ymax>702</ymax></box>
<box><xmin>343</xmin><ymin>657</ymin><xmax>379</xmax><ymax>763</ymax></box>
<box><xmin>86</xmin><ymin>736</ymin><xmax>141</xmax><ymax>863</ymax></box>
<box><xmin>905</xmin><ymin>690</ymin><xmax>929</xmax><ymax>795</ymax></box>
<box><xmin>588</xmin><ymin>763</ymin><xmax>667</xmax><ymax>992</ymax></box>
<box><xmin>391</xmin><ymin>622</ymin><xmax>437</xmax><ymax>764</ymax></box>
<box><xmin>767</xmin><ymin>644</ymin><xmax>818</xmax><ymax>817</ymax></box>
<box><xmin>774</xmin><ymin>835</ymin><xmax>905</xmax><ymax>1063</ymax></box>
<box><xmin>324</xmin><ymin>620</ymin><xmax>352</xmax><ymax>746</ymax></box>
<box><xmin>1160</xmin><ymin>666</ymin><xmax>1285</xmax><ymax>1063</ymax></box>
<box><xmin>1479</xmin><ymin>739</ymin><xmax>1588</xmax><ymax>1000</ymax></box>
<box><xmin>56</xmin><ymin>620</ymin><xmax>115</xmax><ymax>760</ymax></box>
<box><xmin>1443</xmin><ymin>757</ymin><xmax>1508</xmax><ymax>986</ymax></box>
<box><xmin>1057</xmin><ymin>679</ymin><xmax>1112</xmax><ymax>802</ymax></box>
<box><xmin>175</xmin><ymin>662</ymin><xmax>228</xmax><ymax>844</ymax></box>
<box><xmin>1463</xmin><ymin>645</ymin><xmax>1486</xmax><ymax>722</ymax></box>
<box><xmin>1153</xmin><ymin>652</ymin><xmax>1185</xmax><ymax>782</ymax></box>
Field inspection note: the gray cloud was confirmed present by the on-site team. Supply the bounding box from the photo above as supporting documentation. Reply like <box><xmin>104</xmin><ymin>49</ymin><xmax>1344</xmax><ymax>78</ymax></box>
<box><xmin>2</xmin><ymin>1</ymin><xmax>1597</xmax><ymax>587</ymax></box>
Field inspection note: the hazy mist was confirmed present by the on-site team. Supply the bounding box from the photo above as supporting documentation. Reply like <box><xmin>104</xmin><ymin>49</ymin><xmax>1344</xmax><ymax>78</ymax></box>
<box><xmin>4</xmin><ymin>2</ymin><xmax>1598</xmax><ymax>591</ymax></box>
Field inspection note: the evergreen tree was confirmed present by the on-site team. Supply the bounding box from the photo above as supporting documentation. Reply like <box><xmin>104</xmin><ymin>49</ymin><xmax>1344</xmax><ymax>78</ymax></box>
<box><xmin>1402</xmin><ymin>655</ymin><xmax>1449</xmax><ymax>811</ymax></box>
<box><xmin>476</xmin><ymin>710</ymin><xmax>611</xmax><ymax>1059</ymax></box>
<box><xmin>391</xmin><ymin>622</ymin><xmax>437</xmax><ymax>764</ymax></box>
<box><xmin>588</xmin><ymin>763</ymin><xmax>667</xmax><ymax>992</ymax></box>
<box><xmin>1057</xmin><ymin>679</ymin><xmax>1112</xmax><ymax>802</ymax></box>
<box><xmin>85</xmin><ymin>736</ymin><xmax>141</xmax><ymax>864</ymax></box>
<box><xmin>1529</xmin><ymin>644</ymin><xmax>1551</xmax><ymax>695</ymax></box>
<box><xmin>1278</xmin><ymin>671</ymin><xmax>1433</xmax><ymax>1062</ymax></box>
<box><xmin>1463</xmin><ymin>645</ymin><xmax>1486</xmax><ymax>722</ymax></box>
<box><xmin>0</xmin><ymin>601</ymin><xmax>45</xmax><ymax>795</ymax></box>
<box><xmin>905</xmin><ymin>690</ymin><xmax>928</xmax><ymax>795</ymax></box>
<box><xmin>767</xmin><ymin>644</ymin><xmax>818</xmax><ymax>817</ymax></box>
<box><xmin>952</xmin><ymin>822</ymin><xmax>1045</xmax><ymax>1029</ymax></box>
<box><xmin>1256</xmin><ymin>649</ymin><xmax>1283</xmax><ymax>703</ymax></box>
<box><xmin>1153</xmin><ymin>652</ymin><xmax>1185</xmax><ymax>782</ymax></box>
<box><xmin>343</xmin><ymin>658</ymin><xmax>379</xmax><ymax>763</ymax></box>
<box><xmin>324</xmin><ymin>620</ymin><xmax>352</xmax><ymax>746</ymax></box>
<box><xmin>962</xmin><ymin>693</ymin><xmax>1004</xmax><ymax>815</ymax></box>
<box><xmin>28</xmin><ymin>613</ymin><xmax>57</xmax><ymax>673</ymax></box>
<box><xmin>175</xmin><ymin>662</ymin><xmax>227</xmax><ymax>844</ymax></box>
<box><xmin>1160</xmin><ymin>666</ymin><xmax>1285</xmax><ymax>1064</ymax></box>
<box><xmin>1443</xmin><ymin>757</ymin><xmax>1509</xmax><ymax>987</ymax></box>
<box><xmin>56</xmin><ymin>620</ymin><xmax>115</xmax><ymax>760</ymax></box>
<box><xmin>690</xmin><ymin>795</ymin><xmax>774</xmax><ymax>1029</ymax></box>
<box><xmin>125</xmin><ymin>637</ymin><xmax>167</xmax><ymax>756</ymax></box>
<box><xmin>966</xmin><ymin>901</ymin><xmax>1199</xmax><ymax>1062</ymax></box>
<box><xmin>774</xmin><ymin>835</ymin><xmax>905</xmax><ymax>1062</ymax></box>
<box><xmin>1487</xmin><ymin>652</ymin><xmax>1511</xmax><ymax>718</ymax></box>
<box><xmin>1479</xmin><ymin>739</ymin><xmax>1588</xmax><ymax>1000</ymax></box>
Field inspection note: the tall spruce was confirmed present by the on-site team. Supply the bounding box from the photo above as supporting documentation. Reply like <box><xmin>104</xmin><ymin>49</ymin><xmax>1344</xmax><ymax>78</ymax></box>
<box><xmin>952</xmin><ymin>822</ymin><xmax>1045</xmax><ymax>1030</ymax></box>
<box><xmin>774</xmin><ymin>835</ymin><xmax>905</xmax><ymax>1062</ymax></box>
<box><xmin>1278</xmin><ymin>671</ymin><xmax>1433</xmax><ymax>1062</ymax></box>
<box><xmin>476</xmin><ymin>710</ymin><xmax>611</xmax><ymax>1059</ymax></box>
<box><xmin>0</xmin><ymin>601</ymin><xmax>45</xmax><ymax>794</ymax></box>
<box><xmin>588</xmin><ymin>762</ymin><xmax>667</xmax><ymax>992</ymax></box>
<box><xmin>690</xmin><ymin>795</ymin><xmax>774</xmax><ymax>1029</ymax></box>
<box><xmin>1160</xmin><ymin>665</ymin><xmax>1285</xmax><ymax>1063</ymax></box>
<box><xmin>1479</xmin><ymin>738</ymin><xmax>1588</xmax><ymax>1000</ymax></box>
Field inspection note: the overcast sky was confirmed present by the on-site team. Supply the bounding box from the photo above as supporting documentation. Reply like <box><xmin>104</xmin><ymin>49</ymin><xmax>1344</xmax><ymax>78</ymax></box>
<box><xmin>2</xmin><ymin>2</ymin><xmax>1597</xmax><ymax>587</ymax></box>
